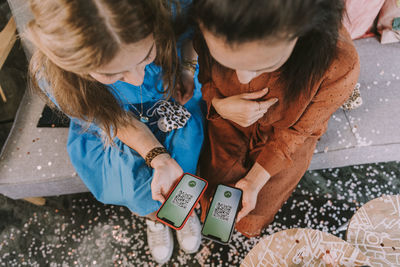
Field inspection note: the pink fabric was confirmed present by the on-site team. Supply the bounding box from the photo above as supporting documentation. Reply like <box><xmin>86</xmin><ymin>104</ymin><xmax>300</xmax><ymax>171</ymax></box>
<box><xmin>377</xmin><ymin>0</ymin><xmax>400</xmax><ymax>44</ymax></box>
<box><xmin>343</xmin><ymin>0</ymin><xmax>385</xmax><ymax>39</ymax></box>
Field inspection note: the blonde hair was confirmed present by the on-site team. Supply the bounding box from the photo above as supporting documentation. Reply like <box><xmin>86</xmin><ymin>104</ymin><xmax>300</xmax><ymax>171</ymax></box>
<box><xmin>26</xmin><ymin>0</ymin><xmax>179</xmax><ymax>141</ymax></box>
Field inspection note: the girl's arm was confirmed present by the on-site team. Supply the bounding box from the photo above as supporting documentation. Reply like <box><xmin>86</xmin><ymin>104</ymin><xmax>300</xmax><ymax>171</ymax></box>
<box><xmin>117</xmin><ymin>117</ymin><xmax>183</xmax><ymax>203</ymax></box>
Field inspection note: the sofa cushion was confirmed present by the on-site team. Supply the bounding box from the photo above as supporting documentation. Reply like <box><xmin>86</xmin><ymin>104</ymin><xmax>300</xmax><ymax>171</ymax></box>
<box><xmin>0</xmin><ymin>91</ymin><xmax>87</xmax><ymax>198</ymax></box>
<box><xmin>377</xmin><ymin>0</ymin><xmax>400</xmax><ymax>44</ymax></box>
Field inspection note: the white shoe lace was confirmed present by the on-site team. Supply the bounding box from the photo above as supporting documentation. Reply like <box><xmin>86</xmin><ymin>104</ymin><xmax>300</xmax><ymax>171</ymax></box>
<box><xmin>147</xmin><ymin>221</ymin><xmax>170</xmax><ymax>247</ymax></box>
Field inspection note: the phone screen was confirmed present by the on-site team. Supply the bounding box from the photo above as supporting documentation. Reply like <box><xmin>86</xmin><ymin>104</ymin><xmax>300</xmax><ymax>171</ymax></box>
<box><xmin>202</xmin><ymin>185</ymin><xmax>242</xmax><ymax>244</ymax></box>
<box><xmin>157</xmin><ymin>174</ymin><xmax>207</xmax><ymax>229</ymax></box>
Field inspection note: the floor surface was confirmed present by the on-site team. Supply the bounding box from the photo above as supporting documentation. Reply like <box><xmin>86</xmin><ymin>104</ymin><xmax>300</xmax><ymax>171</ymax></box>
<box><xmin>1</xmin><ymin>161</ymin><xmax>399</xmax><ymax>266</ymax></box>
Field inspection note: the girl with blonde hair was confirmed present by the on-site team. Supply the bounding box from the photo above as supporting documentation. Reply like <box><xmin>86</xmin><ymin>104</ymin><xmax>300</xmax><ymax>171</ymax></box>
<box><xmin>26</xmin><ymin>0</ymin><xmax>203</xmax><ymax>263</ymax></box>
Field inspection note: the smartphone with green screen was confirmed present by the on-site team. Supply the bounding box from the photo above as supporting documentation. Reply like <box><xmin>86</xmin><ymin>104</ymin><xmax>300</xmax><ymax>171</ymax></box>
<box><xmin>201</xmin><ymin>184</ymin><xmax>242</xmax><ymax>245</ymax></box>
<box><xmin>156</xmin><ymin>173</ymin><xmax>207</xmax><ymax>230</ymax></box>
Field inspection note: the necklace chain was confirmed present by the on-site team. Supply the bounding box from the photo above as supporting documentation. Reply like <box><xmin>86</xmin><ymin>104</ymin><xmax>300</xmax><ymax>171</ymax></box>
<box><xmin>140</xmin><ymin>85</ymin><xmax>144</xmax><ymax>117</ymax></box>
<box><xmin>110</xmin><ymin>84</ymin><xmax>191</xmax><ymax>132</ymax></box>
<box><xmin>111</xmin><ymin>84</ymin><xmax>160</xmax><ymax>123</ymax></box>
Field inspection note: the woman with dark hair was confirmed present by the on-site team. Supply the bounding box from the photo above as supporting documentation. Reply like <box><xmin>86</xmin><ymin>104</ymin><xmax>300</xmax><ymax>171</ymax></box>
<box><xmin>26</xmin><ymin>0</ymin><xmax>203</xmax><ymax>263</ymax></box>
<box><xmin>193</xmin><ymin>0</ymin><xmax>360</xmax><ymax>237</ymax></box>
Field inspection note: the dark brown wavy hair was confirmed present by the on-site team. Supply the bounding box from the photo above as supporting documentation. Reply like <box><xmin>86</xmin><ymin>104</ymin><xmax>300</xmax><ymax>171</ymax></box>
<box><xmin>26</xmin><ymin>0</ymin><xmax>179</xmax><ymax>142</ymax></box>
<box><xmin>193</xmin><ymin>0</ymin><xmax>345</xmax><ymax>102</ymax></box>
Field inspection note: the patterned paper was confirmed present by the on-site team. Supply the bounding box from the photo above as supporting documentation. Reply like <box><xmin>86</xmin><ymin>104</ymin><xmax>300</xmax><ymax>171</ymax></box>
<box><xmin>347</xmin><ymin>195</ymin><xmax>400</xmax><ymax>266</ymax></box>
<box><xmin>241</xmin><ymin>228</ymin><xmax>370</xmax><ymax>267</ymax></box>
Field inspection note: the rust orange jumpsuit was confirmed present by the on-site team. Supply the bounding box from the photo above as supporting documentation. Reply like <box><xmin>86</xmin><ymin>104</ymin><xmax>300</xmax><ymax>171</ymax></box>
<box><xmin>196</xmin><ymin>29</ymin><xmax>360</xmax><ymax>237</ymax></box>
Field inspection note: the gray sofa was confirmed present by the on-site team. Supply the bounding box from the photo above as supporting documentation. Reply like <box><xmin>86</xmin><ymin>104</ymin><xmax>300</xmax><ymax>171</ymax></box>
<box><xmin>1</xmin><ymin>0</ymin><xmax>400</xmax><ymax>199</ymax></box>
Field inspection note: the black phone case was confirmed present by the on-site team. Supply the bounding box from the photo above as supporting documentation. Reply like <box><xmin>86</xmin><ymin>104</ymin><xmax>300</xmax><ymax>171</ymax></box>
<box><xmin>201</xmin><ymin>184</ymin><xmax>243</xmax><ymax>245</ymax></box>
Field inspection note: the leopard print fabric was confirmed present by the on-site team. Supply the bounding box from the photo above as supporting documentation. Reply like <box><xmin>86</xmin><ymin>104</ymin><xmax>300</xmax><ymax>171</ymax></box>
<box><xmin>341</xmin><ymin>83</ymin><xmax>363</xmax><ymax>111</ymax></box>
<box><xmin>155</xmin><ymin>101</ymin><xmax>191</xmax><ymax>132</ymax></box>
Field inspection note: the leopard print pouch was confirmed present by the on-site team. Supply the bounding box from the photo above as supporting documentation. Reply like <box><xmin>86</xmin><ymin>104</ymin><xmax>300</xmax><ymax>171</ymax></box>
<box><xmin>154</xmin><ymin>101</ymin><xmax>191</xmax><ymax>132</ymax></box>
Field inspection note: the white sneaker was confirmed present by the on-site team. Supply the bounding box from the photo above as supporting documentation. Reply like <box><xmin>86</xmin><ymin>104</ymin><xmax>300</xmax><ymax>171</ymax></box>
<box><xmin>146</xmin><ymin>220</ymin><xmax>174</xmax><ymax>264</ymax></box>
<box><xmin>176</xmin><ymin>213</ymin><xmax>202</xmax><ymax>253</ymax></box>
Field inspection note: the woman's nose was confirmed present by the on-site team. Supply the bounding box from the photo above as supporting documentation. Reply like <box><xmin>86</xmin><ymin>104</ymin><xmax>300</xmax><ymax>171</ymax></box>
<box><xmin>235</xmin><ymin>70</ymin><xmax>257</xmax><ymax>84</ymax></box>
<box><xmin>123</xmin><ymin>66</ymin><xmax>146</xmax><ymax>86</ymax></box>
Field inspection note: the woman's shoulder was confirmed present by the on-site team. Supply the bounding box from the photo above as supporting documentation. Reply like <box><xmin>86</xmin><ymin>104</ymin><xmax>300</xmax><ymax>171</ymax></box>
<box><xmin>332</xmin><ymin>27</ymin><xmax>360</xmax><ymax>74</ymax></box>
<box><xmin>338</xmin><ymin>27</ymin><xmax>359</xmax><ymax>60</ymax></box>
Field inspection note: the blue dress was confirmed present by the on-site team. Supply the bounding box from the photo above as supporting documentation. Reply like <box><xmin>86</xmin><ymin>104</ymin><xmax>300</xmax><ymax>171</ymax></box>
<box><xmin>66</xmin><ymin>63</ymin><xmax>204</xmax><ymax>216</ymax></box>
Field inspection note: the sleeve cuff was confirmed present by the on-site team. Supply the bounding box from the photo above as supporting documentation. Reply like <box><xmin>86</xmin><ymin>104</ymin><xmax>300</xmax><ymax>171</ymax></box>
<box><xmin>255</xmin><ymin>143</ymin><xmax>293</xmax><ymax>177</ymax></box>
<box><xmin>201</xmin><ymin>82</ymin><xmax>223</xmax><ymax>121</ymax></box>
<box><xmin>206</xmin><ymin>101</ymin><xmax>222</xmax><ymax>120</ymax></box>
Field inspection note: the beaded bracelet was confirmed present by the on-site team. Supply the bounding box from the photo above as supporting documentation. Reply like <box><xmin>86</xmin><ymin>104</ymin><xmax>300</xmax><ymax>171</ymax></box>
<box><xmin>145</xmin><ymin>147</ymin><xmax>169</xmax><ymax>168</ymax></box>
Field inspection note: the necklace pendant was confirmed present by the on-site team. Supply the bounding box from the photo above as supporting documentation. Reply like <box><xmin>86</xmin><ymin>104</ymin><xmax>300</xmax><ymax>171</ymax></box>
<box><xmin>140</xmin><ymin>115</ymin><xmax>149</xmax><ymax>123</ymax></box>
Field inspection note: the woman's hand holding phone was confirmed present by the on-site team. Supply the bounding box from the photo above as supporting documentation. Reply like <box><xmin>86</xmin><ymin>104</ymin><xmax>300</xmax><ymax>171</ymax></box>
<box><xmin>235</xmin><ymin>178</ymin><xmax>260</xmax><ymax>223</ymax></box>
<box><xmin>235</xmin><ymin>163</ymin><xmax>271</xmax><ymax>222</ymax></box>
<box><xmin>151</xmin><ymin>154</ymin><xmax>183</xmax><ymax>203</ymax></box>
<box><xmin>211</xmin><ymin>88</ymin><xmax>278</xmax><ymax>127</ymax></box>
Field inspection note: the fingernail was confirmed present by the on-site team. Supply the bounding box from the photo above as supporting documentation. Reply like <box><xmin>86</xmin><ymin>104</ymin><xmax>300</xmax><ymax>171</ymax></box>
<box><xmin>264</xmin><ymin>88</ymin><xmax>269</xmax><ymax>91</ymax></box>
<box><xmin>273</xmin><ymin>98</ymin><xmax>279</xmax><ymax>103</ymax></box>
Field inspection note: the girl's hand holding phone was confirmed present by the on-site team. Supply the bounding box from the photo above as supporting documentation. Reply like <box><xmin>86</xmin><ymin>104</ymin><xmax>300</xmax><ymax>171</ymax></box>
<box><xmin>235</xmin><ymin>163</ymin><xmax>271</xmax><ymax>222</ymax></box>
<box><xmin>150</xmin><ymin>154</ymin><xmax>183</xmax><ymax>203</ymax></box>
<box><xmin>211</xmin><ymin>88</ymin><xmax>278</xmax><ymax>127</ymax></box>
<box><xmin>157</xmin><ymin>173</ymin><xmax>207</xmax><ymax>230</ymax></box>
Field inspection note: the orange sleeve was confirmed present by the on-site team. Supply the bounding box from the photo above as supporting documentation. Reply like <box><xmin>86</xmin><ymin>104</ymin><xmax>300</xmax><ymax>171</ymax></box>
<box><xmin>193</xmin><ymin>32</ymin><xmax>223</xmax><ymax>120</ymax></box>
<box><xmin>200</xmin><ymin>81</ymin><xmax>224</xmax><ymax>120</ymax></box>
<box><xmin>256</xmin><ymin>46</ymin><xmax>360</xmax><ymax>177</ymax></box>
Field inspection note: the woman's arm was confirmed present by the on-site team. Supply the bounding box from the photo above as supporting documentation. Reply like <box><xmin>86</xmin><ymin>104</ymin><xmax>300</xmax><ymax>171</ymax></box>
<box><xmin>235</xmin><ymin>162</ymin><xmax>271</xmax><ymax>222</ymax></box>
<box><xmin>117</xmin><ymin>117</ymin><xmax>183</xmax><ymax>203</ymax></box>
<box><xmin>175</xmin><ymin>39</ymin><xmax>198</xmax><ymax>104</ymax></box>
<box><xmin>117</xmin><ymin>116</ymin><xmax>163</xmax><ymax>159</ymax></box>
<box><xmin>181</xmin><ymin>39</ymin><xmax>198</xmax><ymax>64</ymax></box>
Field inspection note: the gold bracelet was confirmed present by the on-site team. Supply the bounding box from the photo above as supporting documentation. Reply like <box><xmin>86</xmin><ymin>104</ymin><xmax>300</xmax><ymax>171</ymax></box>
<box><xmin>145</xmin><ymin>147</ymin><xmax>169</xmax><ymax>168</ymax></box>
<box><xmin>181</xmin><ymin>59</ymin><xmax>198</xmax><ymax>75</ymax></box>
<box><xmin>183</xmin><ymin>59</ymin><xmax>198</xmax><ymax>65</ymax></box>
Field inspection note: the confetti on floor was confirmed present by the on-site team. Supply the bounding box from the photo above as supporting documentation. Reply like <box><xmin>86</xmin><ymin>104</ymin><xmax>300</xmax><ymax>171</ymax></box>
<box><xmin>1</xmin><ymin>161</ymin><xmax>399</xmax><ymax>266</ymax></box>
